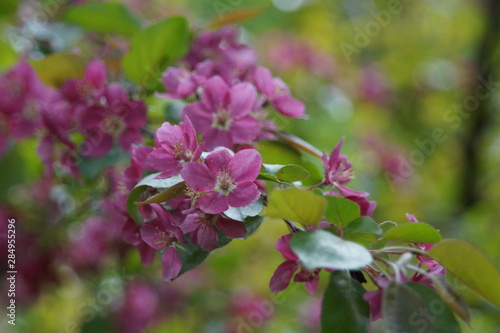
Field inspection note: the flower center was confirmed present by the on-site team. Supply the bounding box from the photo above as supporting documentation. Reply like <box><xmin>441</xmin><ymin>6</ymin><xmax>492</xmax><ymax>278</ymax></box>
<box><xmin>212</xmin><ymin>108</ymin><xmax>232</xmax><ymax>130</ymax></box>
<box><xmin>214</xmin><ymin>169</ymin><xmax>235</xmax><ymax>195</ymax></box>
<box><xmin>101</xmin><ymin>115</ymin><xmax>125</xmax><ymax>134</ymax></box>
<box><xmin>173</xmin><ymin>141</ymin><xmax>193</xmax><ymax>162</ymax></box>
<box><xmin>154</xmin><ymin>228</ymin><xmax>176</xmax><ymax>249</ymax></box>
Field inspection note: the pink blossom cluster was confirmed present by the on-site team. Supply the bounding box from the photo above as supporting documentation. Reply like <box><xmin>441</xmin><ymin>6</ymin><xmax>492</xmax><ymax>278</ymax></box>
<box><xmin>0</xmin><ymin>59</ymin><xmax>147</xmax><ymax>177</ymax></box>
<box><xmin>122</xmin><ymin>117</ymin><xmax>263</xmax><ymax>281</ymax></box>
<box><xmin>159</xmin><ymin>26</ymin><xmax>306</xmax><ymax>151</ymax></box>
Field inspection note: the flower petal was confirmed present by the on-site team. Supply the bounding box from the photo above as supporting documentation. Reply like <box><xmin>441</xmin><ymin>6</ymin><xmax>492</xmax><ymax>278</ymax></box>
<box><xmin>229</xmin><ymin>116</ymin><xmax>260</xmax><ymax>144</ymax></box>
<box><xmin>229</xmin><ymin>149</ymin><xmax>262</xmax><ymax>183</ymax></box>
<box><xmin>196</xmin><ymin>224</ymin><xmax>218</xmax><ymax>252</ymax></box>
<box><xmin>269</xmin><ymin>260</ymin><xmax>299</xmax><ymax>293</ymax></box>
<box><xmin>272</xmin><ymin>95</ymin><xmax>305</xmax><ymax>118</ymax></box>
<box><xmin>227</xmin><ymin>181</ymin><xmax>260</xmax><ymax>208</ymax></box>
<box><xmin>229</xmin><ymin>82</ymin><xmax>256</xmax><ymax>117</ymax></box>
<box><xmin>181</xmin><ymin>162</ymin><xmax>215</xmax><ymax>192</ymax></box>
<box><xmin>162</xmin><ymin>246</ymin><xmax>182</xmax><ymax>281</ymax></box>
<box><xmin>80</xmin><ymin>133</ymin><xmax>113</xmax><ymax>157</ymax></box>
<box><xmin>275</xmin><ymin>234</ymin><xmax>299</xmax><ymax>261</ymax></box>
<box><xmin>202</xmin><ymin>75</ymin><xmax>229</xmax><ymax>110</ymax></box>
<box><xmin>203</xmin><ymin>128</ymin><xmax>233</xmax><ymax>150</ymax></box>
<box><xmin>216</xmin><ymin>216</ymin><xmax>247</xmax><ymax>239</ymax></box>
<box><xmin>205</xmin><ymin>148</ymin><xmax>233</xmax><ymax>173</ymax></box>
<box><xmin>253</xmin><ymin>66</ymin><xmax>275</xmax><ymax>96</ymax></box>
<box><xmin>197</xmin><ymin>191</ymin><xmax>229</xmax><ymax>214</ymax></box>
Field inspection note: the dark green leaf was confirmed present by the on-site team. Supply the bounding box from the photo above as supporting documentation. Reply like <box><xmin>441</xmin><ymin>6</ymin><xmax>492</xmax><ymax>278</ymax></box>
<box><xmin>383</xmin><ymin>281</ymin><xmax>432</xmax><ymax>333</ymax></box>
<box><xmin>123</xmin><ymin>16</ymin><xmax>190</xmax><ymax>88</ymax></box>
<box><xmin>63</xmin><ymin>2</ymin><xmax>142</xmax><ymax>37</ymax></box>
<box><xmin>290</xmin><ymin>229</ymin><xmax>372</xmax><ymax>270</ymax></box>
<box><xmin>344</xmin><ymin>217</ymin><xmax>382</xmax><ymax>247</ymax></box>
<box><xmin>383</xmin><ymin>222</ymin><xmax>441</xmax><ymax>244</ymax></box>
<box><xmin>78</xmin><ymin>146</ymin><xmax>129</xmax><ymax>180</ymax></box>
<box><xmin>321</xmin><ymin>271</ymin><xmax>370</xmax><ymax>333</ymax></box>
<box><xmin>267</xmin><ymin>188</ymin><xmax>327</xmax><ymax>226</ymax></box>
<box><xmin>324</xmin><ymin>195</ymin><xmax>360</xmax><ymax>227</ymax></box>
<box><xmin>177</xmin><ymin>232</ymin><xmax>232</xmax><ymax>277</ymax></box>
<box><xmin>406</xmin><ymin>282</ymin><xmax>462</xmax><ymax>332</ymax></box>
<box><xmin>243</xmin><ymin>215</ymin><xmax>264</xmax><ymax>238</ymax></box>
<box><xmin>428</xmin><ymin>239</ymin><xmax>500</xmax><ymax>308</ymax></box>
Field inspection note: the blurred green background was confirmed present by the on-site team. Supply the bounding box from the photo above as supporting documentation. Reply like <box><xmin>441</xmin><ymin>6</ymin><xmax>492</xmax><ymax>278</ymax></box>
<box><xmin>1</xmin><ymin>0</ymin><xmax>500</xmax><ymax>332</ymax></box>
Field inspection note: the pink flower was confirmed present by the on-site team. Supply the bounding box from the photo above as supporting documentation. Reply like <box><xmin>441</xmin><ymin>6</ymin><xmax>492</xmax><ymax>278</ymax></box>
<box><xmin>60</xmin><ymin>59</ymin><xmax>107</xmax><ymax>104</ymax></box>
<box><xmin>269</xmin><ymin>234</ymin><xmax>320</xmax><ymax>294</ymax></box>
<box><xmin>79</xmin><ymin>83</ymin><xmax>147</xmax><ymax>157</ymax></box>
<box><xmin>181</xmin><ymin>148</ymin><xmax>262</xmax><ymax>214</ymax></box>
<box><xmin>158</xmin><ymin>67</ymin><xmax>205</xmax><ymax>99</ymax></box>
<box><xmin>180</xmin><ymin>212</ymin><xmax>247</xmax><ymax>252</ymax></box>
<box><xmin>139</xmin><ymin>204</ymin><xmax>185</xmax><ymax>281</ymax></box>
<box><xmin>146</xmin><ymin>116</ymin><xmax>204</xmax><ymax>178</ymax></box>
<box><xmin>253</xmin><ymin>66</ymin><xmax>305</xmax><ymax>118</ymax></box>
<box><xmin>321</xmin><ymin>137</ymin><xmax>354</xmax><ymax>185</ymax></box>
<box><xmin>182</xmin><ymin>76</ymin><xmax>260</xmax><ymax>150</ymax></box>
<box><xmin>0</xmin><ymin>60</ymin><xmax>48</xmax><ymax>143</ymax></box>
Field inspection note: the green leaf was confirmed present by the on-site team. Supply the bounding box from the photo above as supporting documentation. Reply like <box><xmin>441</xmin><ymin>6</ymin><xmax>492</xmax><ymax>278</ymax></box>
<box><xmin>137</xmin><ymin>181</ymin><xmax>187</xmax><ymax>205</ymax></box>
<box><xmin>177</xmin><ymin>232</ymin><xmax>232</xmax><ymax>277</ymax></box>
<box><xmin>383</xmin><ymin>281</ymin><xmax>432</xmax><ymax>333</ymax></box>
<box><xmin>344</xmin><ymin>217</ymin><xmax>382</xmax><ymax>247</ymax></box>
<box><xmin>383</xmin><ymin>222</ymin><xmax>441</xmax><ymax>244</ymax></box>
<box><xmin>428</xmin><ymin>239</ymin><xmax>500</xmax><ymax>308</ymax></box>
<box><xmin>289</xmin><ymin>229</ymin><xmax>372</xmax><ymax>270</ymax></box>
<box><xmin>0</xmin><ymin>40</ymin><xmax>17</xmax><ymax>70</ymax></box>
<box><xmin>324</xmin><ymin>195</ymin><xmax>360</xmax><ymax>227</ymax></box>
<box><xmin>63</xmin><ymin>2</ymin><xmax>141</xmax><ymax>37</ymax></box>
<box><xmin>126</xmin><ymin>173</ymin><xmax>184</xmax><ymax>223</ymax></box>
<box><xmin>267</xmin><ymin>188</ymin><xmax>326</xmax><ymax>226</ymax></box>
<box><xmin>123</xmin><ymin>16</ymin><xmax>190</xmax><ymax>88</ymax></box>
<box><xmin>259</xmin><ymin>163</ymin><xmax>310</xmax><ymax>183</ymax></box>
<box><xmin>0</xmin><ymin>0</ymin><xmax>18</xmax><ymax>20</ymax></box>
<box><xmin>78</xmin><ymin>146</ymin><xmax>130</xmax><ymax>180</ymax></box>
<box><xmin>30</xmin><ymin>53</ymin><xmax>85</xmax><ymax>87</ymax></box>
<box><xmin>406</xmin><ymin>282</ymin><xmax>462</xmax><ymax>332</ymax></box>
<box><xmin>177</xmin><ymin>239</ymin><xmax>210</xmax><ymax>276</ymax></box>
<box><xmin>243</xmin><ymin>215</ymin><xmax>264</xmax><ymax>238</ymax></box>
<box><xmin>224</xmin><ymin>199</ymin><xmax>263</xmax><ymax>221</ymax></box>
<box><xmin>380</xmin><ymin>221</ymin><xmax>398</xmax><ymax>233</ymax></box>
<box><xmin>321</xmin><ymin>271</ymin><xmax>370</xmax><ymax>333</ymax></box>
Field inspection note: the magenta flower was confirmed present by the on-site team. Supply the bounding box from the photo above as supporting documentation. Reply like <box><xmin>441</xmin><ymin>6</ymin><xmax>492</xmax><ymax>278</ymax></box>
<box><xmin>269</xmin><ymin>234</ymin><xmax>320</xmax><ymax>294</ymax></box>
<box><xmin>146</xmin><ymin>116</ymin><xmax>204</xmax><ymax>178</ymax></box>
<box><xmin>181</xmin><ymin>212</ymin><xmax>247</xmax><ymax>252</ymax></box>
<box><xmin>182</xmin><ymin>75</ymin><xmax>260</xmax><ymax>150</ymax></box>
<box><xmin>79</xmin><ymin>83</ymin><xmax>147</xmax><ymax>157</ymax></box>
<box><xmin>321</xmin><ymin>137</ymin><xmax>354</xmax><ymax>185</ymax></box>
<box><xmin>60</xmin><ymin>59</ymin><xmax>107</xmax><ymax>104</ymax></box>
<box><xmin>0</xmin><ymin>60</ymin><xmax>48</xmax><ymax>142</ymax></box>
<box><xmin>253</xmin><ymin>66</ymin><xmax>305</xmax><ymax>118</ymax></box>
<box><xmin>181</xmin><ymin>148</ymin><xmax>262</xmax><ymax>214</ymax></box>
<box><xmin>158</xmin><ymin>67</ymin><xmax>205</xmax><ymax>99</ymax></box>
<box><xmin>139</xmin><ymin>204</ymin><xmax>185</xmax><ymax>281</ymax></box>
